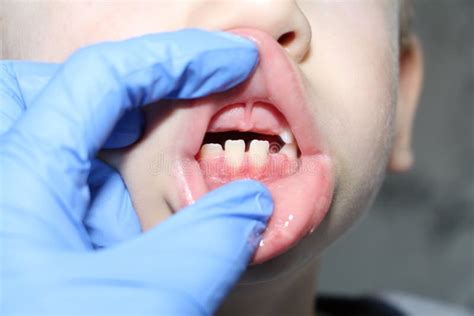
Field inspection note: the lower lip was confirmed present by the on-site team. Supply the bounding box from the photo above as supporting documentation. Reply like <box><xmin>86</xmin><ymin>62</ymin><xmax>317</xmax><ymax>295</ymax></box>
<box><xmin>171</xmin><ymin>29</ymin><xmax>334</xmax><ymax>264</ymax></box>
<box><xmin>198</xmin><ymin>153</ymin><xmax>333</xmax><ymax>264</ymax></box>
<box><xmin>174</xmin><ymin>151</ymin><xmax>333</xmax><ymax>264</ymax></box>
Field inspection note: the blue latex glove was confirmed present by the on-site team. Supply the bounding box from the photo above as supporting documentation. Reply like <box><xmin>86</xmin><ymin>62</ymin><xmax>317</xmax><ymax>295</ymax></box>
<box><xmin>0</xmin><ymin>29</ymin><xmax>273</xmax><ymax>315</ymax></box>
<box><xmin>0</xmin><ymin>62</ymin><xmax>144</xmax><ymax>247</ymax></box>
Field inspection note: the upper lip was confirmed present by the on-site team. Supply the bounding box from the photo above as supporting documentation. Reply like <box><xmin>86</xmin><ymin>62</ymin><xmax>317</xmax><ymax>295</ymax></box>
<box><xmin>194</xmin><ymin>28</ymin><xmax>322</xmax><ymax>157</ymax></box>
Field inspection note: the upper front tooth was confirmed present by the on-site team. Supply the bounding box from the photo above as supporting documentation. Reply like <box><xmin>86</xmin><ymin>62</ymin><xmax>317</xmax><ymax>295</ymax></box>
<box><xmin>199</xmin><ymin>143</ymin><xmax>224</xmax><ymax>159</ymax></box>
<box><xmin>280</xmin><ymin>128</ymin><xmax>295</xmax><ymax>144</ymax></box>
<box><xmin>249</xmin><ymin>140</ymin><xmax>269</xmax><ymax>169</ymax></box>
<box><xmin>224</xmin><ymin>139</ymin><xmax>245</xmax><ymax>169</ymax></box>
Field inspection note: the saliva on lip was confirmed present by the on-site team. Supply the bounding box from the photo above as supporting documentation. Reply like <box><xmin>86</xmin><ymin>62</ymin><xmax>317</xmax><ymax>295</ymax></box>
<box><xmin>197</xmin><ymin>129</ymin><xmax>300</xmax><ymax>188</ymax></box>
<box><xmin>258</xmin><ymin>212</ymin><xmax>297</xmax><ymax>247</ymax></box>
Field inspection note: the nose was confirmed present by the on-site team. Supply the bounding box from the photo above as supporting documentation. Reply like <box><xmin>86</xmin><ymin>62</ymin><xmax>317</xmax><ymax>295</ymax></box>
<box><xmin>185</xmin><ymin>0</ymin><xmax>312</xmax><ymax>62</ymax></box>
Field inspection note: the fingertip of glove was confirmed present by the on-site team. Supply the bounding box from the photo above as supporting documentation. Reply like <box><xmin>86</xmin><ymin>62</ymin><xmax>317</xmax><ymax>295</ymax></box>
<box><xmin>220</xmin><ymin>179</ymin><xmax>274</xmax><ymax>222</ymax></box>
<box><xmin>194</xmin><ymin>29</ymin><xmax>259</xmax><ymax>71</ymax></box>
<box><xmin>255</xmin><ymin>186</ymin><xmax>274</xmax><ymax>222</ymax></box>
<box><xmin>215</xmin><ymin>31</ymin><xmax>258</xmax><ymax>50</ymax></box>
<box><xmin>178</xmin><ymin>28</ymin><xmax>257</xmax><ymax>50</ymax></box>
<box><xmin>217</xmin><ymin>31</ymin><xmax>259</xmax><ymax>71</ymax></box>
<box><xmin>205</xmin><ymin>29</ymin><xmax>260</xmax><ymax>85</ymax></box>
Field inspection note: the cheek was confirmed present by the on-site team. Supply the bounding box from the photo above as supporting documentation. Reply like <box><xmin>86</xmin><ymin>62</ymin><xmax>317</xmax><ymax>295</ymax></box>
<box><xmin>5</xmin><ymin>1</ymin><xmax>187</xmax><ymax>61</ymax></box>
<box><xmin>304</xmin><ymin>2</ymin><xmax>398</xmax><ymax>193</ymax></box>
<box><xmin>299</xmin><ymin>2</ymin><xmax>398</xmax><ymax>249</ymax></box>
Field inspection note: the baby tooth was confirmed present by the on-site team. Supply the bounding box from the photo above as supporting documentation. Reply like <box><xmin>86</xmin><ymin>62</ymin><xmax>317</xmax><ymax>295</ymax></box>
<box><xmin>279</xmin><ymin>143</ymin><xmax>298</xmax><ymax>159</ymax></box>
<box><xmin>249</xmin><ymin>140</ymin><xmax>269</xmax><ymax>169</ymax></box>
<box><xmin>199</xmin><ymin>143</ymin><xmax>224</xmax><ymax>159</ymax></box>
<box><xmin>280</xmin><ymin>129</ymin><xmax>295</xmax><ymax>144</ymax></box>
<box><xmin>225</xmin><ymin>139</ymin><xmax>245</xmax><ymax>169</ymax></box>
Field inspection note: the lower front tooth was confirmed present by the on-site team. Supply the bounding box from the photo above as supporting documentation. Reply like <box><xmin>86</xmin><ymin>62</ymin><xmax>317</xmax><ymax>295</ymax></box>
<box><xmin>225</xmin><ymin>139</ymin><xmax>245</xmax><ymax>169</ymax></box>
<box><xmin>199</xmin><ymin>143</ymin><xmax>224</xmax><ymax>159</ymax></box>
<box><xmin>279</xmin><ymin>143</ymin><xmax>298</xmax><ymax>159</ymax></box>
<box><xmin>249</xmin><ymin>140</ymin><xmax>270</xmax><ymax>169</ymax></box>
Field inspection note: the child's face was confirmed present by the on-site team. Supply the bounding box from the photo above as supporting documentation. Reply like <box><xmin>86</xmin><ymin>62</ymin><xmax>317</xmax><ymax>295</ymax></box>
<box><xmin>3</xmin><ymin>1</ymin><xmax>421</xmax><ymax>275</ymax></box>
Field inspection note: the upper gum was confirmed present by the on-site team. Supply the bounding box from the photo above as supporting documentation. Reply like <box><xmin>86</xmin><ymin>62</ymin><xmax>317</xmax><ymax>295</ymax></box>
<box><xmin>206</xmin><ymin>101</ymin><xmax>290</xmax><ymax>136</ymax></box>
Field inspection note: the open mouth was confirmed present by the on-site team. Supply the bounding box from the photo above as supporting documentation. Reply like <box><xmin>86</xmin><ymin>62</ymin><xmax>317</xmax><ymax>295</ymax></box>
<box><xmin>197</xmin><ymin>101</ymin><xmax>301</xmax><ymax>186</ymax></box>
<box><xmin>171</xmin><ymin>29</ymin><xmax>334</xmax><ymax>264</ymax></box>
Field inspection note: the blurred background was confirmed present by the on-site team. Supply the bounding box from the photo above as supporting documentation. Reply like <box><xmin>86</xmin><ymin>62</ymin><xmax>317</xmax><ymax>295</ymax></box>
<box><xmin>319</xmin><ymin>0</ymin><xmax>473</xmax><ymax>308</ymax></box>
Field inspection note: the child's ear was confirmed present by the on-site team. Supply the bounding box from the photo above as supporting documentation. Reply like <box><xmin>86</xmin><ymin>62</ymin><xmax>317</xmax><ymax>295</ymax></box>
<box><xmin>388</xmin><ymin>35</ymin><xmax>424</xmax><ymax>172</ymax></box>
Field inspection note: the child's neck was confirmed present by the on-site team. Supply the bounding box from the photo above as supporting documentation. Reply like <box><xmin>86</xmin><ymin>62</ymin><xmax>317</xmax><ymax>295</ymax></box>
<box><xmin>217</xmin><ymin>257</ymin><xmax>320</xmax><ymax>316</ymax></box>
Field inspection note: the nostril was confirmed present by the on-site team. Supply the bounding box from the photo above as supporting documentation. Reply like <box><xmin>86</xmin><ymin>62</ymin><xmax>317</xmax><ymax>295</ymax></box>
<box><xmin>277</xmin><ymin>31</ymin><xmax>296</xmax><ymax>48</ymax></box>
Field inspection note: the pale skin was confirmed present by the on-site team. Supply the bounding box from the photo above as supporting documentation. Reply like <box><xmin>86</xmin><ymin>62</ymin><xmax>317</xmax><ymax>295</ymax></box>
<box><xmin>2</xmin><ymin>1</ymin><xmax>423</xmax><ymax>315</ymax></box>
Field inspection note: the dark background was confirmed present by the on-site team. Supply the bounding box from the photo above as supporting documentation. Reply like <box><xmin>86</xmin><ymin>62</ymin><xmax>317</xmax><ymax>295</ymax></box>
<box><xmin>319</xmin><ymin>0</ymin><xmax>473</xmax><ymax>308</ymax></box>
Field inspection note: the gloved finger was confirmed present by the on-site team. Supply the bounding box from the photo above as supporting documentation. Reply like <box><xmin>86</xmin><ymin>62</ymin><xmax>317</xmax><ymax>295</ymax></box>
<box><xmin>1</xmin><ymin>61</ymin><xmax>143</xmax><ymax>148</ymax></box>
<box><xmin>1</xmin><ymin>62</ymin><xmax>142</xmax><ymax>246</ymax></box>
<box><xmin>50</xmin><ymin>180</ymin><xmax>273</xmax><ymax>316</ymax></box>
<box><xmin>85</xmin><ymin>159</ymin><xmax>141</xmax><ymax>248</ymax></box>
<box><xmin>11</xmin><ymin>29</ymin><xmax>257</xmax><ymax>158</ymax></box>
<box><xmin>0</xmin><ymin>61</ymin><xmax>141</xmax><ymax>248</ymax></box>
<box><xmin>1</xmin><ymin>29</ymin><xmax>258</xmax><ymax>249</ymax></box>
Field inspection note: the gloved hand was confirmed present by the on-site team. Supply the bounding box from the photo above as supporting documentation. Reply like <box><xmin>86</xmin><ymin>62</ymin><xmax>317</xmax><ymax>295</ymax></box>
<box><xmin>0</xmin><ymin>61</ymin><xmax>144</xmax><ymax>247</ymax></box>
<box><xmin>0</xmin><ymin>29</ymin><xmax>273</xmax><ymax>315</ymax></box>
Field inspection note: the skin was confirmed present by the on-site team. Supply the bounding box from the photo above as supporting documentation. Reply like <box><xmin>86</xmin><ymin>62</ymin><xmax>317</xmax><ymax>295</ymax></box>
<box><xmin>1</xmin><ymin>1</ymin><xmax>423</xmax><ymax>315</ymax></box>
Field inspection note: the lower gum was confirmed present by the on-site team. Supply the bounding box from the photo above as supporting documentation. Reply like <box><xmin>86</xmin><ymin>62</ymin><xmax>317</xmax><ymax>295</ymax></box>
<box><xmin>198</xmin><ymin>154</ymin><xmax>300</xmax><ymax>189</ymax></box>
